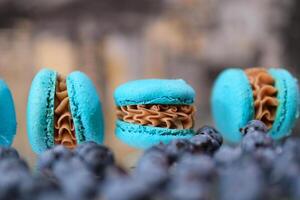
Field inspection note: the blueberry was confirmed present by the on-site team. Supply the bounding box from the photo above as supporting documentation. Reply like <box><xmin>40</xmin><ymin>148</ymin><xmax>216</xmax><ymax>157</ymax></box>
<box><xmin>52</xmin><ymin>157</ymin><xmax>97</xmax><ymax>200</ymax></box>
<box><xmin>167</xmin><ymin>180</ymin><xmax>210</xmax><ymax>200</ymax></box>
<box><xmin>143</xmin><ymin>143</ymin><xmax>166</xmax><ymax>156</ymax></box>
<box><xmin>138</xmin><ymin>146</ymin><xmax>169</xmax><ymax>170</ymax></box>
<box><xmin>0</xmin><ymin>147</ymin><xmax>19</xmax><ymax>160</ymax></box>
<box><xmin>52</xmin><ymin>157</ymin><xmax>90</xmax><ymax>179</ymax></box>
<box><xmin>135</xmin><ymin>149</ymin><xmax>169</xmax><ymax>188</ymax></box>
<box><xmin>102</xmin><ymin>177</ymin><xmax>152</xmax><ymax>200</ymax></box>
<box><xmin>241</xmin><ymin>130</ymin><xmax>274</xmax><ymax>152</ymax></box>
<box><xmin>196</xmin><ymin>126</ymin><xmax>223</xmax><ymax>145</ymax></box>
<box><xmin>282</xmin><ymin>138</ymin><xmax>300</xmax><ymax>160</ymax></box>
<box><xmin>172</xmin><ymin>154</ymin><xmax>216</xmax><ymax>183</ymax></box>
<box><xmin>0</xmin><ymin>158</ymin><xmax>29</xmax><ymax>174</ymax></box>
<box><xmin>271</xmin><ymin>150</ymin><xmax>300</xmax><ymax>188</ymax></box>
<box><xmin>165</xmin><ymin>139</ymin><xmax>193</xmax><ymax>163</ymax></box>
<box><xmin>74</xmin><ymin>141</ymin><xmax>98</xmax><ymax>156</ymax></box>
<box><xmin>76</xmin><ymin>143</ymin><xmax>115</xmax><ymax>176</ymax></box>
<box><xmin>190</xmin><ymin>126</ymin><xmax>223</xmax><ymax>154</ymax></box>
<box><xmin>214</xmin><ymin>145</ymin><xmax>242</xmax><ymax>166</ymax></box>
<box><xmin>240</xmin><ymin>120</ymin><xmax>268</xmax><ymax>135</ymax></box>
<box><xmin>290</xmin><ymin>175</ymin><xmax>300</xmax><ymax>200</ymax></box>
<box><xmin>36</xmin><ymin>145</ymin><xmax>74</xmax><ymax>174</ymax></box>
<box><xmin>252</xmin><ymin>148</ymin><xmax>277</xmax><ymax>171</ymax></box>
<box><xmin>20</xmin><ymin>175</ymin><xmax>61</xmax><ymax>200</ymax></box>
<box><xmin>34</xmin><ymin>192</ymin><xmax>66</xmax><ymax>200</ymax></box>
<box><xmin>218</xmin><ymin>157</ymin><xmax>265</xmax><ymax>200</ymax></box>
<box><xmin>0</xmin><ymin>159</ymin><xmax>32</xmax><ymax>200</ymax></box>
<box><xmin>104</xmin><ymin>165</ymin><xmax>128</xmax><ymax>183</ymax></box>
<box><xmin>61</xmin><ymin>171</ymin><xmax>97</xmax><ymax>200</ymax></box>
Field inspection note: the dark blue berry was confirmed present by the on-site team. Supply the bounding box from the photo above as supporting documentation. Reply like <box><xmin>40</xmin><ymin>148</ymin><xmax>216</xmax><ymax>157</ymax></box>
<box><xmin>0</xmin><ymin>158</ymin><xmax>31</xmax><ymax>200</ymax></box>
<box><xmin>102</xmin><ymin>177</ymin><xmax>152</xmax><ymax>200</ymax></box>
<box><xmin>240</xmin><ymin>120</ymin><xmax>268</xmax><ymax>135</ymax></box>
<box><xmin>167</xmin><ymin>180</ymin><xmax>210</xmax><ymax>200</ymax></box>
<box><xmin>20</xmin><ymin>175</ymin><xmax>61</xmax><ymax>200</ymax></box>
<box><xmin>0</xmin><ymin>147</ymin><xmax>19</xmax><ymax>160</ymax></box>
<box><xmin>135</xmin><ymin>148</ymin><xmax>169</xmax><ymax>188</ymax></box>
<box><xmin>76</xmin><ymin>143</ymin><xmax>115</xmax><ymax>176</ymax></box>
<box><xmin>173</xmin><ymin>154</ymin><xmax>216</xmax><ymax>182</ymax></box>
<box><xmin>214</xmin><ymin>145</ymin><xmax>242</xmax><ymax>166</ymax></box>
<box><xmin>74</xmin><ymin>141</ymin><xmax>98</xmax><ymax>156</ymax></box>
<box><xmin>37</xmin><ymin>145</ymin><xmax>74</xmax><ymax>174</ymax></box>
<box><xmin>241</xmin><ymin>130</ymin><xmax>274</xmax><ymax>152</ymax></box>
<box><xmin>104</xmin><ymin>165</ymin><xmax>128</xmax><ymax>183</ymax></box>
<box><xmin>219</xmin><ymin>157</ymin><xmax>265</xmax><ymax>200</ymax></box>
<box><xmin>190</xmin><ymin>126</ymin><xmax>223</xmax><ymax>154</ymax></box>
<box><xmin>165</xmin><ymin>139</ymin><xmax>193</xmax><ymax>163</ymax></box>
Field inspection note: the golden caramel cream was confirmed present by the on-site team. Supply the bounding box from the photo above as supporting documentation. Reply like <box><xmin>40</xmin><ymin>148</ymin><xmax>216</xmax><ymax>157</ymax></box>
<box><xmin>54</xmin><ymin>74</ymin><xmax>76</xmax><ymax>149</ymax></box>
<box><xmin>245</xmin><ymin>68</ymin><xmax>279</xmax><ymax>128</ymax></box>
<box><xmin>117</xmin><ymin>105</ymin><xmax>195</xmax><ymax>129</ymax></box>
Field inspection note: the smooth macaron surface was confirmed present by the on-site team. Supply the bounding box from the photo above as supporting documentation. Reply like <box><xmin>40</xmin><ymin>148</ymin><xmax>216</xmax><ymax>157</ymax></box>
<box><xmin>211</xmin><ymin>69</ymin><xmax>254</xmax><ymax>142</ymax></box>
<box><xmin>212</xmin><ymin>68</ymin><xmax>299</xmax><ymax>143</ymax></box>
<box><xmin>0</xmin><ymin>80</ymin><xmax>17</xmax><ymax>146</ymax></box>
<box><xmin>116</xmin><ymin>120</ymin><xmax>195</xmax><ymax>149</ymax></box>
<box><xmin>268</xmin><ymin>68</ymin><xmax>299</xmax><ymax>139</ymax></box>
<box><xmin>114</xmin><ymin>79</ymin><xmax>195</xmax><ymax>106</ymax></box>
<box><xmin>67</xmin><ymin>71</ymin><xmax>104</xmax><ymax>144</ymax></box>
<box><xmin>27</xmin><ymin>69</ymin><xmax>57</xmax><ymax>153</ymax></box>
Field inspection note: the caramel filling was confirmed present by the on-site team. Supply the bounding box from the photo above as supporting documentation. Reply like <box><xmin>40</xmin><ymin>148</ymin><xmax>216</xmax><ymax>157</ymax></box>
<box><xmin>117</xmin><ymin>105</ymin><xmax>195</xmax><ymax>129</ymax></box>
<box><xmin>54</xmin><ymin>74</ymin><xmax>77</xmax><ymax>149</ymax></box>
<box><xmin>245</xmin><ymin>68</ymin><xmax>279</xmax><ymax>129</ymax></box>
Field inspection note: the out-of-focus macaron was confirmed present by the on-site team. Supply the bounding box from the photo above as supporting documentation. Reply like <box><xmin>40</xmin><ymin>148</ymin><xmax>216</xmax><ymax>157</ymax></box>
<box><xmin>114</xmin><ymin>79</ymin><xmax>196</xmax><ymax>149</ymax></box>
<box><xmin>27</xmin><ymin>68</ymin><xmax>104</xmax><ymax>153</ymax></box>
<box><xmin>0</xmin><ymin>80</ymin><xmax>16</xmax><ymax>146</ymax></box>
<box><xmin>212</xmin><ymin>67</ymin><xmax>299</xmax><ymax>142</ymax></box>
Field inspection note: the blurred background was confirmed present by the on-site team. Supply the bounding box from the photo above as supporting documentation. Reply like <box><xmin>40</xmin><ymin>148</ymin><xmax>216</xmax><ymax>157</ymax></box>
<box><xmin>0</xmin><ymin>0</ymin><xmax>299</xmax><ymax>166</ymax></box>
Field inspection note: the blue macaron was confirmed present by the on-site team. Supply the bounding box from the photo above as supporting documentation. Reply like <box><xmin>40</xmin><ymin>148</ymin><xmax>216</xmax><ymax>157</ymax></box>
<box><xmin>211</xmin><ymin>68</ymin><xmax>299</xmax><ymax>142</ymax></box>
<box><xmin>114</xmin><ymin>79</ymin><xmax>196</xmax><ymax>149</ymax></box>
<box><xmin>0</xmin><ymin>80</ymin><xmax>17</xmax><ymax>146</ymax></box>
<box><xmin>27</xmin><ymin>69</ymin><xmax>104</xmax><ymax>153</ymax></box>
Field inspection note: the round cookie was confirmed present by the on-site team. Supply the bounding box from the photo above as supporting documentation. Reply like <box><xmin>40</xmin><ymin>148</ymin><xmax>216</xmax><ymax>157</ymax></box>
<box><xmin>0</xmin><ymin>80</ymin><xmax>17</xmax><ymax>146</ymax></box>
<box><xmin>27</xmin><ymin>69</ymin><xmax>104</xmax><ymax>153</ymax></box>
<box><xmin>211</xmin><ymin>68</ymin><xmax>299</xmax><ymax>142</ymax></box>
<box><xmin>114</xmin><ymin>79</ymin><xmax>196</xmax><ymax>149</ymax></box>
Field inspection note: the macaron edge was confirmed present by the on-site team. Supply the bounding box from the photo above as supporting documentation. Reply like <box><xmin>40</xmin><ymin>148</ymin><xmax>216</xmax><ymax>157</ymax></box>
<box><xmin>67</xmin><ymin>71</ymin><xmax>104</xmax><ymax>145</ymax></box>
<box><xmin>0</xmin><ymin>79</ymin><xmax>17</xmax><ymax>146</ymax></box>
<box><xmin>115</xmin><ymin>119</ymin><xmax>195</xmax><ymax>149</ymax></box>
<box><xmin>211</xmin><ymin>68</ymin><xmax>254</xmax><ymax>142</ymax></box>
<box><xmin>268</xmin><ymin>68</ymin><xmax>299</xmax><ymax>139</ymax></box>
<box><xmin>27</xmin><ymin>68</ymin><xmax>56</xmax><ymax>153</ymax></box>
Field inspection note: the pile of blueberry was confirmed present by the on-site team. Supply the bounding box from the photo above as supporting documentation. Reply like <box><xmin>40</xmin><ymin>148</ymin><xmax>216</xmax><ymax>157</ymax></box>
<box><xmin>1</xmin><ymin>120</ymin><xmax>300</xmax><ymax>200</ymax></box>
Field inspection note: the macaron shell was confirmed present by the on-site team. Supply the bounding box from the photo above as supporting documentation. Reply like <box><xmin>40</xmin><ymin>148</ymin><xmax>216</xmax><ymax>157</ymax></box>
<box><xmin>211</xmin><ymin>69</ymin><xmax>254</xmax><ymax>142</ymax></box>
<box><xmin>0</xmin><ymin>80</ymin><xmax>17</xmax><ymax>146</ymax></box>
<box><xmin>114</xmin><ymin>79</ymin><xmax>195</xmax><ymax>106</ymax></box>
<box><xmin>67</xmin><ymin>71</ymin><xmax>104</xmax><ymax>144</ymax></box>
<box><xmin>115</xmin><ymin>120</ymin><xmax>195</xmax><ymax>149</ymax></box>
<box><xmin>268</xmin><ymin>68</ymin><xmax>299</xmax><ymax>139</ymax></box>
<box><xmin>27</xmin><ymin>69</ymin><xmax>56</xmax><ymax>153</ymax></box>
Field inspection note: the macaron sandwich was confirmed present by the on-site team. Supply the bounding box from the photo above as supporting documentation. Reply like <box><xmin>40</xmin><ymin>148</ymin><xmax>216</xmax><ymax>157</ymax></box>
<box><xmin>114</xmin><ymin>79</ymin><xmax>196</xmax><ymax>149</ymax></box>
<box><xmin>212</xmin><ymin>67</ymin><xmax>299</xmax><ymax>142</ymax></box>
<box><xmin>0</xmin><ymin>79</ymin><xmax>16</xmax><ymax>146</ymax></box>
<box><xmin>27</xmin><ymin>69</ymin><xmax>104</xmax><ymax>153</ymax></box>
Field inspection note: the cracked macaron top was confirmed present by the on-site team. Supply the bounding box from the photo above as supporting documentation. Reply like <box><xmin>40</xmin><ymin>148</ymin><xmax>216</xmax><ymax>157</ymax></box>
<box><xmin>27</xmin><ymin>68</ymin><xmax>104</xmax><ymax>153</ymax></box>
<box><xmin>114</xmin><ymin>79</ymin><xmax>196</xmax><ymax>149</ymax></box>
